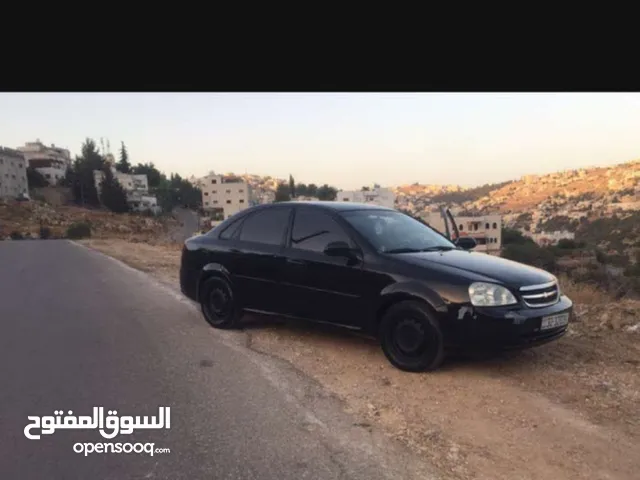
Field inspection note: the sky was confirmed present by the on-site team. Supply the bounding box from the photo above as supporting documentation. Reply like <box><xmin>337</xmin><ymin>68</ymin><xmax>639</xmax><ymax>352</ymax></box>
<box><xmin>1</xmin><ymin>92</ymin><xmax>639</xmax><ymax>190</ymax></box>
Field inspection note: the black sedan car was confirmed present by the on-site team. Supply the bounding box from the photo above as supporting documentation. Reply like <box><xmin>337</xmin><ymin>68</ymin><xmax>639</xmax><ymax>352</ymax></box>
<box><xmin>180</xmin><ymin>202</ymin><xmax>573</xmax><ymax>372</ymax></box>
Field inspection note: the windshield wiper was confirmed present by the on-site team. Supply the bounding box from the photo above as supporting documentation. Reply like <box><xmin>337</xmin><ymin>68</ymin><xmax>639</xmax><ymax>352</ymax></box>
<box><xmin>384</xmin><ymin>247</ymin><xmax>425</xmax><ymax>254</ymax></box>
<box><xmin>384</xmin><ymin>246</ymin><xmax>456</xmax><ymax>254</ymax></box>
<box><xmin>419</xmin><ymin>246</ymin><xmax>456</xmax><ymax>252</ymax></box>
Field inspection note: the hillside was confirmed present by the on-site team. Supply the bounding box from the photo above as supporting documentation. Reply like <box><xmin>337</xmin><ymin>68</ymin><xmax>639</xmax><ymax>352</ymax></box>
<box><xmin>465</xmin><ymin>160</ymin><xmax>639</xmax><ymax>215</ymax></box>
<box><xmin>395</xmin><ymin>160</ymin><xmax>639</xmax><ymax>217</ymax></box>
<box><xmin>0</xmin><ymin>197</ymin><xmax>179</xmax><ymax>242</ymax></box>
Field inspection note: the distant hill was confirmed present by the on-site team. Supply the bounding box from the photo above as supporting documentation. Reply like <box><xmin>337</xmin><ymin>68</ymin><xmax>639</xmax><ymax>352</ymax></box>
<box><xmin>395</xmin><ymin>159</ymin><xmax>639</xmax><ymax>217</ymax></box>
<box><xmin>464</xmin><ymin>160</ymin><xmax>639</xmax><ymax>215</ymax></box>
<box><xmin>429</xmin><ymin>181</ymin><xmax>513</xmax><ymax>204</ymax></box>
<box><xmin>394</xmin><ymin>159</ymin><xmax>640</xmax><ymax>259</ymax></box>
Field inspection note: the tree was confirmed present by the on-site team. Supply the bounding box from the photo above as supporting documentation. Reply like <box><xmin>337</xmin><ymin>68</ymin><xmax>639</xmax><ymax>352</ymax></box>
<box><xmin>289</xmin><ymin>174</ymin><xmax>296</xmax><ymax>198</ymax></box>
<box><xmin>59</xmin><ymin>167</ymin><xmax>75</xmax><ymax>188</ymax></box>
<box><xmin>100</xmin><ymin>166</ymin><xmax>130</xmax><ymax>213</ymax></box>
<box><xmin>154</xmin><ymin>173</ymin><xmax>202</xmax><ymax>213</ymax></box>
<box><xmin>502</xmin><ymin>243</ymin><xmax>558</xmax><ymax>273</ymax></box>
<box><xmin>306</xmin><ymin>183</ymin><xmax>318</xmax><ymax>197</ymax></box>
<box><xmin>116</xmin><ymin>141</ymin><xmax>131</xmax><ymax>173</ymax></box>
<box><xmin>316</xmin><ymin>184</ymin><xmax>337</xmax><ymax>201</ymax></box>
<box><xmin>131</xmin><ymin>162</ymin><xmax>163</xmax><ymax>188</ymax></box>
<box><xmin>501</xmin><ymin>227</ymin><xmax>535</xmax><ymax>246</ymax></box>
<box><xmin>275</xmin><ymin>182</ymin><xmax>291</xmax><ymax>202</ymax></box>
<box><xmin>557</xmin><ymin>238</ymin><xmax>578</xmax><ymax>249</ymax></box>
<box><xmin>70</xmin><ymin>138</ymin><xmax>104</xmax><ymax>207</ymax></box>
<box><xmin>26</xmin><ymin>167</ymin><xmax>48</xmax><ymax>189</ymax></box>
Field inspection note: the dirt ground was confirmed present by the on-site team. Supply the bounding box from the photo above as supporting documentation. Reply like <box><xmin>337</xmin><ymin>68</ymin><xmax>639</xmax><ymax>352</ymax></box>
<box><xmin>79</xmin><ymin>239</ymin><xmax>640</xmax><ymax>480</ymax></box>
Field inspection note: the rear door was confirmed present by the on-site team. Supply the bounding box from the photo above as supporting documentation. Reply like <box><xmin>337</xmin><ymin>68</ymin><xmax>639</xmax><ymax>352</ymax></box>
<box><xmin>280</xmin><ymin>207</ymin><xmax>366</xmax><ymax>327</ymax></box>
<box><xmin>232</xmin><ymin>206</ymin><xmax>293</xmax><ymax>313</ymax></box>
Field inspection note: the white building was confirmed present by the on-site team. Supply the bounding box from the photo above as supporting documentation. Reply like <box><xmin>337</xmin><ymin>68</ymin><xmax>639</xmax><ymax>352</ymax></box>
<box><xmin>17</xmin><ymin>140</ymin><xmax>72</xmax><ymax>185</ymax></box>
<box><xmin>424</xmin><ymin>212</ymin><xmax>502</xmax><ymax>253</ymax></box>
<box><xmin>336</xmin><ymin>186</ymin><xmax>396</xmax><ymax>209</ymax></box>
<box><xmin>0</xmin><ymin>147</ymin><xmax>29</xmax><ymax>199</ymax></box>
<box><xmin>126</xmin><ymin>193</ymin><xmax>160</xmax><ymax>213</ymax></box>
<box><xmin>200</xmin><ymin>173</ymin><xmax>251</xmax><ymax>220</ymax></box>
<box><xmin>524</xmin><ymin>230</ymin><xmax>575</xmax><ymax>246</ymax></box>
<box><xmin>93</xmin><ymin>159</ymin><xmax>159</xmax><ymax>213</ymax></box>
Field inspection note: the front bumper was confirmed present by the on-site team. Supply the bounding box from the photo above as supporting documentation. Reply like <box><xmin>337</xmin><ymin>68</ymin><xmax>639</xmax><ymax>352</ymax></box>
<box><xmin>444</xmin><ymin>295</ymin><xmax>573</xmax><ymax>350</ymax></box>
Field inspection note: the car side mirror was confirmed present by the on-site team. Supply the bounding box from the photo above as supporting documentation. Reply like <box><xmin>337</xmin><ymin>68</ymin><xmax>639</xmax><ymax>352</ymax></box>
<box><xmin>324</xmin><ymin>241</ymin><xmax>357</xmax><ymax>258</ymax></box>
<box><xmin>455</xmin><ymin>236</ymin><xmax>477</xmax><ymax>250</ymax></box>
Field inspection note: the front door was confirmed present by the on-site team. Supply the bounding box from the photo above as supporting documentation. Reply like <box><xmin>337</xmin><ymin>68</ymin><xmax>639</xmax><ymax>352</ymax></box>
<box><xmin>280</xmin><ymin>207</ymin><xmax>366</xmax><ymax>328</ymax></box>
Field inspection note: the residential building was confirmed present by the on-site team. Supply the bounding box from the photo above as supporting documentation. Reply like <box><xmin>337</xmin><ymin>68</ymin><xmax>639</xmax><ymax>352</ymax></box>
<box><xmin>17</xmin><ymin>140</ymin><xmax>72</xmax><ymax>185</ymax></box>
<box><xmin>424</xmin><ymin>212</ymin><xmax>502</xmax><ymax>253</ymax></box>
<box><xmin>336</xmin><ymin>186</ymin><xmax>396</xmax><ymax>208</ymax></box>
<box><xmin>524</xmin><ymin>230</ymin><xmax>575</xmax><ymax>246</ymax></box>
<box><xmin>200</xmin><ymin>173</ymin><xmax>251</xmax><ymax>219</ymax></box>
<box><xmin>0</xmin><ymin>147</ymin><xmax>29</xmax><ymax>199</ymax></box>
<box><xmin>126</xmin><ymin>193</ymin><xmax>160</xmax><ymax>213</ymax></box>
<box><xmin>93</xmin><ymin>158</ymin><xmax>159</xmax><ymax>213</ymax></box>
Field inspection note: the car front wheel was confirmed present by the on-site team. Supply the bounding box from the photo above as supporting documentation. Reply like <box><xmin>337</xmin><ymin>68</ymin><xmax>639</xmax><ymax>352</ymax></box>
<box><xmin>199</xmin><ymin>276</ymin><xmax>241</xmax><ymax>329</ymax></box>
<box><xmin>379</xmin><ymin>300</ymin><xmax>445</xmax><ymax>372</ymax></box>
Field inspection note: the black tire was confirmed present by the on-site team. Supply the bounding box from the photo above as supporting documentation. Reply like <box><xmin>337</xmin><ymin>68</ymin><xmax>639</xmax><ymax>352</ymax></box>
<box><xmin>379</xmin><ymin>300</ymin><xmax>445</xmax><ymax>372</ymax></box>
<box><xmin>199</xmin><ymin>276</ymin><xmax>242</xmax><ymax>329</ymax></box>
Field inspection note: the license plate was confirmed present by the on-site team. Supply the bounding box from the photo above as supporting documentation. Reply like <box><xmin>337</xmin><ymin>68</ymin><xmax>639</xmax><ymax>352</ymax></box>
<box><xmin>540</xmin><ymin>312</ymin><xmax>569</xmax><ymax>330</ymax></box>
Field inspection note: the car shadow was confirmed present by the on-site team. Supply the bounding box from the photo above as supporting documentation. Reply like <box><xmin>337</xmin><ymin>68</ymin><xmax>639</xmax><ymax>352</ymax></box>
<box><xmin>241</xmin><ymin>312</ymin><xmax>375</xmax><ymax>341</ymax></box>
<box><xmin>239</xmin><ymin>312</ymin><xmax>531</xmax><ymax>372</ymax></box>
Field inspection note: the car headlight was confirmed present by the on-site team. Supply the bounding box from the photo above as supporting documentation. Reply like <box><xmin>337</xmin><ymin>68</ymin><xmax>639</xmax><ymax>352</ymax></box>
<box><xmin>468</xmin><ymin>282</ymin><xmax>518</xmax><ymax>307</ymax></box>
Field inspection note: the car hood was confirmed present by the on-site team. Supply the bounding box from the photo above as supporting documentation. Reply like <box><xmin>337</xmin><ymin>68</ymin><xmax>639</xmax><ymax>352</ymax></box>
<box><xmin>395</xmin><ymin>249</ymin><xmax>555</xmax><ymax>288</ymax></box>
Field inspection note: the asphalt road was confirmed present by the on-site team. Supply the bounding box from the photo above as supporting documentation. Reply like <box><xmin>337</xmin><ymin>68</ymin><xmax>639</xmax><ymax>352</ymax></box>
<box><xmin>0</xmin><ymin>240</ymin><xmax>434</xmax><ymax>480</ymax></box>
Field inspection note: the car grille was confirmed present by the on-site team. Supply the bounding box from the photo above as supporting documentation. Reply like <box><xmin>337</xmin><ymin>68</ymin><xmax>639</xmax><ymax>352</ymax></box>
<box><xmin>519</xmin><ymin>281</ymin><xmax>559</xmax><ymax>308</ymax></box>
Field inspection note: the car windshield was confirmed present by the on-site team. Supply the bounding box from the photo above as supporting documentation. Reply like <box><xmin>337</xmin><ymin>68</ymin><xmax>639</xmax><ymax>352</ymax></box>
<box><xmin>340</xmin><ymin>209</ymin><xmax>457</xmax><ymax>254</ymax></box>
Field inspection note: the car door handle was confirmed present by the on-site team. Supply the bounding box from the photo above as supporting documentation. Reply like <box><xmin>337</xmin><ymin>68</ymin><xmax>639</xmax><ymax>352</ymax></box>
<box><xmin>286</xmin><ymin>258</ymin><xmax>306</xmax><ymax>266</ymax></box>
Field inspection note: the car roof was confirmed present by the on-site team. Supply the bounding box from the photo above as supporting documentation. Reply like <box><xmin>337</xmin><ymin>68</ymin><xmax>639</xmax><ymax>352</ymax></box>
<box><xmin>254</xmin><ymin>201</ymin><xmax>395</xmax><ymax>212</ymax></box>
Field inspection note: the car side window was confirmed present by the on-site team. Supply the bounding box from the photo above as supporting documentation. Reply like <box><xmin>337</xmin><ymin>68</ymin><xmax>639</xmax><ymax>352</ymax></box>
<box><xmin>238</xmin><ymin>208</ymin><xmax>291</xmax><ymax>246</ymax></box>
<box><xmin>291</xmin><ymin>209</ymin><xmax>352</xmax><ymax>254</ymax></box>
<box><xmin>218</xmin><ymin>217</ymin><xmax>244</xmax><ymax>240</ymax></box>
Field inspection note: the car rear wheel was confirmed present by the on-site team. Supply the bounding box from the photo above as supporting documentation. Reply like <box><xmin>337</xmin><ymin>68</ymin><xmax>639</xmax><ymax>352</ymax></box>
<box><xmin>199</xmin><ymin>276</ymin><xmax>241</xmax><ymax>329</ymax></box>
<box><xmin>379</xmin><ymin>300</ymin><xmax>445</xmax><ymax>372</ymax></box>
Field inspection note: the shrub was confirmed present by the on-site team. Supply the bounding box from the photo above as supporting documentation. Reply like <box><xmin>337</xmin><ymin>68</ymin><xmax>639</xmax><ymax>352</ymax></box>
<box><xmin>66</xmin><ymin>222</ymin><xmax>91</xmax><ymax>239</ymax></box>
<box><xmin>595</xmin><ymin>249</ymin><xmax>608</xmax><ymax>264</ymax></box>
<box><xmin>501</xmin><ymin>242</ymin><xmax>558</xmax><ymax>272</ymax></box>
<box><xmin>10</xmin><ymin>231</ymin><xmax>24</xmax><ymax>240</ymax></box>
<box><xmin>39</xmin><ymin>226</ymin><xmax>52</xmax><ymax>240</ymax></box>
<box><xmin>502</xmin><ymin>228</ymin><xmax>535</xmax><ymax>246</ymax></box>
<box><xmin>557</xmin><ymin>238</ymin><xmax>578</xmax><ymax>249</ymax></box>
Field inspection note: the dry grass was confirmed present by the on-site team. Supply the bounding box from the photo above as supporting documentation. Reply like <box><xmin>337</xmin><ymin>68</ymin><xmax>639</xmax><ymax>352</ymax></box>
<box><xmin>78</xmin><ymin>239</ymin><xmax>182</xmax><ymax>285</ymax></box>
<box><xmin>557</xmin><ymin>274</ymin><xmax>611</xmax><ymax>305</ymax></box>
<box><xmin>81</xmin><ymin>239</ymin><xmax>640</xmax><ymax>480</ymax></box>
